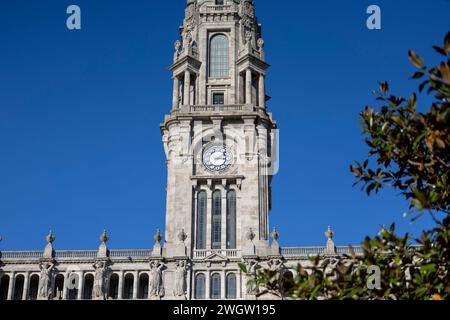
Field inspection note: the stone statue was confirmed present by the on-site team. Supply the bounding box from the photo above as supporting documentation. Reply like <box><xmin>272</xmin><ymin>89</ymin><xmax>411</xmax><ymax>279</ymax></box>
<box><xmin>92</xmin><ymin>261</ymin><xmax>109</xmax><ymax>300</ymax></box>
<box><xmin>174</xmin><ymin>261</ymin><xmax>187</xmax><ymax>297</ymax></box>
<box><xmin>245</xmin><ymin>260</ymin><xmax>259</xmax><ymax>295</ymax></box>
<box><xmin>149</xmin><ymin>261</ymin><xmax>165</xmax><ymax>298</ymax></box>
<box><xmin>38</xmin><ymin>262</ymin><xmax>55</xmax><ymax>300</ymax></box>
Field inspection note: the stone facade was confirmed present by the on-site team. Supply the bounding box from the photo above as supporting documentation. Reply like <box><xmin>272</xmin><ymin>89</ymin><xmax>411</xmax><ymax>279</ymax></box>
<box><xmin>0</xmin><ymin>0</ymin><xmax>360</xmax><ymax>301</ymax></box>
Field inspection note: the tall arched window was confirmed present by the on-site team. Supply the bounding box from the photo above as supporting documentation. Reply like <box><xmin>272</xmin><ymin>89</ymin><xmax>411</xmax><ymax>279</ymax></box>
<box><xmin>209</xmin><ymin>34</ymin><xmax>229</xmax><ymax>77</ymax></box>
<box><xmin>197</xmin><ymin>191</ymin><xmax>207</xmax><ymax>249</ymax></box>
<box><xmin>195</xmin><ymin>274</ymin><xmax>206</xmax><ymax>299</ymax></box>
<box><xmin>211</xmin><ymin>274</ymin><xmax>221</xmax><ymax>299</ymax></box>
<box><xmin>226</xmin><ymin>273</ymin><xmax>237</xmax><ymax>299</ymax></box>
<box><xmin>212</xmin><ymin>190</ymin><xmax>222</xmax><ymax>249</ymax></box>
<box><xmin>227</xmin><ymin>190</ymin><xmax>237</xmax><ymax>249</ymax></box>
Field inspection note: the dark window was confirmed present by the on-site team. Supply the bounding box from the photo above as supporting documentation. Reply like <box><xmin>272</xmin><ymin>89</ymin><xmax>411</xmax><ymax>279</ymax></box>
<box><xmin>212</xmin><ymin>190</ymin><xmax>222</xmax><ymax>249</ymax></box>
<box><xmin>197</xmin><ymin>191</ymin><xmax>207</xmax><ymax>249</ymax></box>
<box><xmin>226</xmin><ymin>273</ymin><xmax>237</xmax><ymax>299</ymax></box>
<box><xmin>213</xmin><ymin>93</ymin><xmax>225</xmax><ymax>105</ymax></box>
<box><xmin>226</xmin><ymin>190</ymin><xmax>237</xmax><ymax>249</ymax></box>
<box><xmin>195</xmin><ymin>274</ymin><xmax>206</xmax><ymax>299</ymax></box>
<box><xmin>211</xmin><ymin>274</ymin><xmax>221</xmax><ymax>299</ymax></box>
<box><xmin>216</xmin><ymin>0</ymin><xmax>224</xmax><ymax>5</ymax></box>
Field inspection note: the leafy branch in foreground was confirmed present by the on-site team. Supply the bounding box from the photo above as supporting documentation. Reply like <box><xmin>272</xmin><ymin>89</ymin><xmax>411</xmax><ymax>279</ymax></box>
<box><xmin>251</xmin><ymin>31</ymin><xmax>450</xmax><ymax>301</ymax></box>
<box><xmin>350</xmin><ymin>32</ymin><xmax>449</xmax><ymax>217</ymax></box>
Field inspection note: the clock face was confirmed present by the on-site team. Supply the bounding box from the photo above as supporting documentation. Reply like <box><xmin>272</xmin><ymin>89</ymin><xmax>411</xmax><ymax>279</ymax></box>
<box><xmin>202</xmin><ymin>145</ymin><xmax>233</xmax><ymax>173</ymax></box>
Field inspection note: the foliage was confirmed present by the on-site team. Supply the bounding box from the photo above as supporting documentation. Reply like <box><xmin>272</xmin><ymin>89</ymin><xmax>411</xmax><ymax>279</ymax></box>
<box><xmin>251</xmin><ymin>32</ymin><xmax>450</xmax><ymax>300</ymax></box>
<box><xmin>350</xmin><ymin>32</ymin><xmax>450</xmax><ymax>217</ymax></box>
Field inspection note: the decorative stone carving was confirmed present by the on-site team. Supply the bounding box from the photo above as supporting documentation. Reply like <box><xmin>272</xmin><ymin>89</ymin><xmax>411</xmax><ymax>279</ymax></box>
<box><xmin>149</xmin><ymin>260</ymin><xmax>165</xmax><ymax>298</ymax></box>
<box><xmin>324</xmin><ymin>226</ymin><xmax>337</xmax><ymax>255</ymax></box>
<box><xmin>43</xmin><ymin>230</ymin><xmax>55</xmax><ymax>259</ymax></box>
<box><xmin>174</xmin><ymin>40</ymin><xmax>181</xmax><ymax>61</ymax></box>
<box><xmin>92</xmin><ymin>260</ymin><xmax>110</xmax><ymax>300</ymax></box>
<box><xmin>244</xmin><ymin>259</ymin><xmax>259</xmax><ymax>295</ymax></box>
<box><xmin>177</xmin><ymin>229</ymin><xmax>188</xmax><ymax>243</ymax></box>
<box><xmin>38</xmin><ymin>262</ymin><xmax>55</xmax><ymax>300</ymax></box>
<box><xmin>97</xmin><ymin>230</ymin><xmax>109</xmax><ymax>258</ymax></box>
<box><xmin>246</xmin><ymin>228</ymin><xmax>256</xmax><ymax>241</ymax></box>
<box><xmin>173</xmin><ymin>260</ymin><xmax>187</xmax><ymax>297</ymax></box>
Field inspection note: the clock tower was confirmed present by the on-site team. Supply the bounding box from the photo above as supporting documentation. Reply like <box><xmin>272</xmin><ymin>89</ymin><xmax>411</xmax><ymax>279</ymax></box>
<box><xmin>161</xmin><ymin>0</ymin><xmax>277</xmax><ymax>263</ymax></box>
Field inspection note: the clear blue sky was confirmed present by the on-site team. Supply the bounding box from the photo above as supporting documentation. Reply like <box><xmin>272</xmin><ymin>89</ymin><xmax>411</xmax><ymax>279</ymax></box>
<box><xmin>0</xmin><ymin>0</ymin><xmax>449</xmax><ymax>251</ymax></box>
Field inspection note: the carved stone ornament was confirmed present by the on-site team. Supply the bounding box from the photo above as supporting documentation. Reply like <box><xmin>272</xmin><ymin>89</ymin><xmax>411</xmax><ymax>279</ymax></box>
<box><xmin>149</xmin><ymin>260</ymin><xmax>165</xmax><ymax>298</ymax></box>
<box><xmin>38</xmin><ymin>262</ymin><xmax>55</xmax><ymax>300</ymax></box>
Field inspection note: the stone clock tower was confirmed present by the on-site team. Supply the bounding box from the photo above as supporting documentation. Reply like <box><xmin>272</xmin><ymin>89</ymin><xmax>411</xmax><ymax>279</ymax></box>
<box><xmin>161</xmin><ymin>0</ymin><xmax>277</xmax><ymax>261</ymax></box>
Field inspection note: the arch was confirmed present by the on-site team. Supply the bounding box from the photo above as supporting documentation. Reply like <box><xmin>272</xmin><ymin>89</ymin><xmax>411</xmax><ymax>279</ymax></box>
<box><xmin>108</xmin><ymin>274</ymin><xmax>119</xmax><ymax>300</ymax></box>
<box><xmin>123</xmin><ymin>274</ymin><xmax>134</xmax><ymax>299</ymax></box>
<box><xmin>196</xmin><ymin>191</ymin><xmax>207</xmax><ymax>249</ymax></box>
<box><xmin>212</xmin><ymin>190</ymin><xmax>222</xmax><ymax>249</ymax></box>
<box><xmin>13</xmin><ymin>274</ymin><xmax>25</xmax><ymax>300</ymax></box>
<box><xmin>29</xmin><ymin>275</ymin><xmax>39</xmax><ymax>300</ymax></box>
<box><xmin>54</xmin><ymin>274</ymin><xmax>65</xmax><ymax>300</ymax></box>
<box><xmin>194</xmin><ymin>273</ymin><xmax>206</xmax><ymax>300</ymax></box>
<box><xmin>226</xmin><ymin>273</ymin><xmax>237</xmax><ymax>299</ymax></box>
<box><xmin>209</xmin><ymin>34</ymin><xmax>229</xmax><ymax>77</ymax></box>
<box><xmin>0</xmin><ymin>275</ymin><xmax>10</xmax><ymax>300</ymax></box>
<box><xmin>139</xmin><ymin>273</ymin><xmax>149</xmax><ymax>299</ymax></box>
<box><xmin>83</xmin><ymin>274</ymin><xmax>94</xmax><ymax>300</ymax></box>
<box><xmin>226</xmin><ymin>190</ymin><xmax>237</xmax><ymax>249</ymax></box>
<box><xmin>211</xmin><ymin>273</ymin><xmax>221</xmax><ymax>299</ymax></box>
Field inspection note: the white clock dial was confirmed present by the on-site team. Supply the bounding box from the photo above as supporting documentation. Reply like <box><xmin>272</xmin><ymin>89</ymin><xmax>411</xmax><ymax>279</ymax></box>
<box><xmin>202</xmin><ymin>145</ymin><xmax>233</xmax><ymax>173</ymax></box>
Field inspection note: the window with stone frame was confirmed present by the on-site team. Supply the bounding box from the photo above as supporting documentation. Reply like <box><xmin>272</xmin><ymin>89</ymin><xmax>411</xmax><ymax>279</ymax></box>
<box><xmin>209</xmin><ymin>34</ymin><xmax>229</xmax><ymax>78</ymax></box>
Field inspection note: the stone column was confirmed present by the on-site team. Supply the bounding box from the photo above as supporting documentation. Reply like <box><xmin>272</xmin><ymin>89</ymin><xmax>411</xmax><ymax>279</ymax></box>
<box><xmin>221</xmin><ymin>271</ymin><xmax>226</xmax><ymax>299</ymax></box>
<box><xmin>245</xmin><ymin>69</ymin><xmax>252</xmax><ymax>105</ymax></box>
<box><xmin>77</xmin><ymin>271</ymin><xmax>84</xmax><ymax>300</ymax></box>
<box><xmin>132</xmin><ymin>271</ymin><xmax>139</xmax><ymax>300</ymax></box>
<box><xmin>22</xmin><ymin>272</ymin><xmax>30</xmax><ymax>300</ymax></box>
<box><xmin>183</xmin><ymin>70</ymin><xmax>191</xmax><ymax>106</ymax></box>
<box><xmin>7</xmin><ymin>272</ymin><xmax>15</xmax><ymax>300</ymax></box>
<box><xmin>258</xmin><ymin>73</ymin><xmax>265</xmax><ymax>109</ymax></box>
<box><xmin>62</xmin><ymin>273</ymin><xmax>68</xmax><ymax>300</ymax></box>
<box><xmin>205</xmin><ymin>271</ymin><xmax>211</xmax><ymax>300</ymax></box>
<box><xmin>236</xmin><ymin>272</ymin><xmax>242</xmax><ymax>299</ymax></box>
<box><xmin>172</xmin><ymin>76</ymin><xmax>180</xmax><ymax>110</ymax></box>
<box><xmin>117</xmin><ymin>271</ymin><xmax>124</xmax><ymax>300</ymax></box>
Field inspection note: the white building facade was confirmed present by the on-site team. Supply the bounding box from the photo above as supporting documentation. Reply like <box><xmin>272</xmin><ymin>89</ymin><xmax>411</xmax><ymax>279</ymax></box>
<box><xmin>0</xmin><ymin>0</ymin><xmax>360</xmax><ymax>301</ymax></box>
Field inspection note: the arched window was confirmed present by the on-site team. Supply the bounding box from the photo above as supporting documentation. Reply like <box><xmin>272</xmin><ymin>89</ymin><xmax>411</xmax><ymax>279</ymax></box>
<box><xmin>212</xmin><ymin>190</ymin><xmax>222</xmax><ymax>249</ymax></box>
<box><xmin>226</xmin><ymin>190</ymin><xmax>237</xmax><ymax>249</ymax></box>
<box><xmin>29</xmin><ymin>275</ymin><xmax>39</xmax><ymax>300</ymax></box>
<box><xmin>197</xmin><ymin>191</ymin><xmax>207</xmax><ymax>249</ymax></box>
<box><xmin>211</xmin><ymin>274</ymin><xmax>221</xmax><ymax>299</ymax></box>
<box><xmin>54</xmin><ymin>274</ymin><xmax>65</xmax><ymax>300</ymax></box>
<box><xmin>124</xmin><ymin>274</ymin><xmax>134</xmax><ymax>299</ymax></box>
<box><xmin>0</xmin><ymin>275</ymin><xmax>10</xmax><ymax>300</ymax></box>
<box><xmin>13</xmin><ymin>275</ymin><xmax>24</xmax><ymax>300</ymax></box>
<box><xmin>139</xmin><ymin>274</ymin><xmax>149</xmax><ymax>299</ymax></box>
<box><xmin>226</xmin><ymin>273</ymin><xmax>237</xmax><ymax>299</ymax></box>
<box><xmin>195</xmin><ymin>274</ymin><xmax>206</xmax><ymax>299</ymax></box>
<box><xmin>83</xmin><ymin>274</ymin><xmax>94</xmax><ymax>300</ymax></box>
<box><xmin>108</xmin><ymin>274</ymin><xmax>119</xmax><ymax>300</ymax></box>
<box><xmin>209</xmin><ymin>34</ymin><xmax>229</xmax><ymax>77</ymax></box>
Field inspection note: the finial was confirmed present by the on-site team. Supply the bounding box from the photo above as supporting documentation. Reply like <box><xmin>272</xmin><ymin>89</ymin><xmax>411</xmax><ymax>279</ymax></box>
<box><xmin>271</xmin><ymin>228</ymin><xmax>279</xmax><ymax>242</ymax></box>
<box><xmin>100</xmin><ymin>230</ymin><xmax>109</xmax><ymax>244</ymax></box>
<box><xmin>245</xmin><ymin>228</ymin><xmax>255</xmax><ymax>241</ymax></box>
<box><xmin>154</xmin><ymin>229</ymin><xmax>162</xmax><ymax>244</ymax></box>
<box><xmin>325</xmin><ymin>226</ymin><xmax>334</xmax><ymax>240</ymax></box>
<box><xmin>46</xmin><ymin>230</ymin><xmax>55</xmax><ymax>244</ymax></box>
<box><xmin>178</xmin><ymin>229</ymin><xmax>187</xmax><ymax>243</ymax></box>
<box><xmin>257</xmin><ymin>38</ymin><xmax>264</xmax><ymax>49</ymax></box>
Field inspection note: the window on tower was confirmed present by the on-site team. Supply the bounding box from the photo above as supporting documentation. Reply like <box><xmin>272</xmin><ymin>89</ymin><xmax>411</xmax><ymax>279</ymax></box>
<box><xmin>197</xmin><ymin>191</ymin><xmax>207</xmax><ymax>250</ymax></box>
<box><xmin>215</xmin><ymin>0</ymin><xmax>224</xmax><ymax>6</ymax></box>
<box><xmin>226</xmin><ymin>273</ymin><xmax>237</xmax><ymax>299</ymax></box>
<box><xmin>195</xmin><ymin>274</ymin><xmax>206</xmax><ymax>299</ymax></box>
<box><xmin>209</xmin><ymin>34</ymin><xmax>229</xmax><ymax>78</ymax></box>
<box><xmin>226</xmin><ymin>190</ymin><xmax>236</xmax><ymax>249</ymax></box>
<box><xmin>211</xmin><ymin>274</ymin><xmax>221</xmax><ymax>299</ymax></box>
<box><xmin>212</xmin><ymin>190</ymin><xmax>222</xmax><ymax>249</ymax></box>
